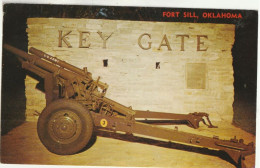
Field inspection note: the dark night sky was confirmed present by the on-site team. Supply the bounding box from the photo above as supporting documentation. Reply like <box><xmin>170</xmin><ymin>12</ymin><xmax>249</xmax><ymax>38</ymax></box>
<box><xmin>1</xmin><ymin>4</ymin><xmax>258</xmax><ymax>134</ymax></box>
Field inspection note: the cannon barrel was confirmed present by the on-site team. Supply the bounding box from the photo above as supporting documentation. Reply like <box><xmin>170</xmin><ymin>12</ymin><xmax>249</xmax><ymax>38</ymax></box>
<box><xmin>3</xmin><ymin>44</ymin><xmax>83</xmax><ymax>81</ymax></box>
<box><xmin>29</xmin><ymin>47</ymin><xmax>90</xmax><ymax>78</ymax></box>
<box><xmin>4</xmin><ymin>44</ymin><xmax>32</xmax><ymax>61</ymax></box>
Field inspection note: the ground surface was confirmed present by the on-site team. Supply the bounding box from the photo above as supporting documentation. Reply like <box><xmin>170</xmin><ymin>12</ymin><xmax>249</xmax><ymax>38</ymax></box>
<box><xmin>1</xmin><ymin>121</ymin><xmax>256</xmax><ymax>168</ymax></box>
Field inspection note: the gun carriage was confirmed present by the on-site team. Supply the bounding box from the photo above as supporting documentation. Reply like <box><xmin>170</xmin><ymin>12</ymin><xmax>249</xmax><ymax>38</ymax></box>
<box><xmin>3</xmin><ymin>44</ymin><xmax>255</xmax><ymax>168</ymax></box>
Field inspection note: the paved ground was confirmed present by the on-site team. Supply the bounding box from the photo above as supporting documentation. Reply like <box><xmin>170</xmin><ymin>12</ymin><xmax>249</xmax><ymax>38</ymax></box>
<box><xmin>1</xmin><ymin>121</ymin><xmax>255</xmax><ymax>168</ymax></box>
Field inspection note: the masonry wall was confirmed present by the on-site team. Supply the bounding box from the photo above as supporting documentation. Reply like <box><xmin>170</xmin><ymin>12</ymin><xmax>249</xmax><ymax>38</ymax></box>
<box><xmin>26</xmin><ymin>18</ymin><xmax>235</xmax><ymax>122</ymax></box>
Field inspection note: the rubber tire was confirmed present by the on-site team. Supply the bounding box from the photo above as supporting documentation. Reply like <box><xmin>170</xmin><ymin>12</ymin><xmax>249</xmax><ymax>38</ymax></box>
<box><xmin>37</xmin><ymin>99</ymin><xmax>94</xmax><ymax>155</ymax></box>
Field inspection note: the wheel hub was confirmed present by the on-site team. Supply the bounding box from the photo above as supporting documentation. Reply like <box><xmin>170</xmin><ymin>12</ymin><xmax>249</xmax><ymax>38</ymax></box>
<box><xmin>48</xmin><ymin>110</ymin><xmax>82</xmax><ymax>144</ymax></box>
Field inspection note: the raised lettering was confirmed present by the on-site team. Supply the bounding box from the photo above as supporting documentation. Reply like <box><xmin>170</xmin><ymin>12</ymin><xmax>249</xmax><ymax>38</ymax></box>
<box><xmin>197</xmin><ymin>35</ymin><xmax>208</xmax><ymax>51</ymax></box>
<box><xmin>176</xmin><ymin>35</ymin><xmax>189</xmax><ymax>51</ymax></box>
<box><xmin>97</xmin><ymin>31</ymin><xmax>113</xmax><ymax>49</ymax></box>
<box><xmin>138</xmin><ymin>33</ymin><xmax>152</xmax><ymax>50</ymax></box>
<box><xmin>58</xmin><ymin>30</ymin><xmax>72</xmax><ymax>48</ymax></box>
<box><xmin>158</xmin><ymin>34</ymin><xmax>172</xmax><ymax>51</ymax></box>
<box><xmin>79</xmin><ymin>31</ymin><xmax>91</xmax><ymax>48</ymax></box>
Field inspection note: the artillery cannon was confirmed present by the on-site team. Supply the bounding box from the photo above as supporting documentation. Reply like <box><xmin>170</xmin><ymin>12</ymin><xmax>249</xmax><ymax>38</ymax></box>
<box><xmin>3</xmin><ymin>44</ymin><xmax>255</xmax><ymax>168</ymax></box>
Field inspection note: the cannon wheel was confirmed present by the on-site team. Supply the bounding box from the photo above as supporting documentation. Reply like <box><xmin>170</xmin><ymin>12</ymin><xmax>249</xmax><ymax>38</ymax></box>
<box><xmin>37</xmin><ymin>99</ymin><xmax>93</xmax><ymax>155</ymax></box>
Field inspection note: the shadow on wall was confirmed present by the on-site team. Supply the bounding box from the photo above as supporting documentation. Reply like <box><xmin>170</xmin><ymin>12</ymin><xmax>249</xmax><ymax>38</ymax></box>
<box><xmin>1</xmin><ymin>5</ymin><xmax>28</xmax><ymax>135</ymax></box>
<box><xmin>232</xmin><ymin>11</ymin><xmax>257</xmax><ymax>135</ymax></box>
<box><xmin>1</xmin><ymin>51</ymin><xmax>26</xmax><ymax>135</ymax></box>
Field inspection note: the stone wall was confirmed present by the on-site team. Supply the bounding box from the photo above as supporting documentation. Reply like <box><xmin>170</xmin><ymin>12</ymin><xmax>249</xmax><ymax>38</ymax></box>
<box><xmin>26</xmin><ymin>18</ymin><xmax>235</xmax><ymax>122</ymax></box>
